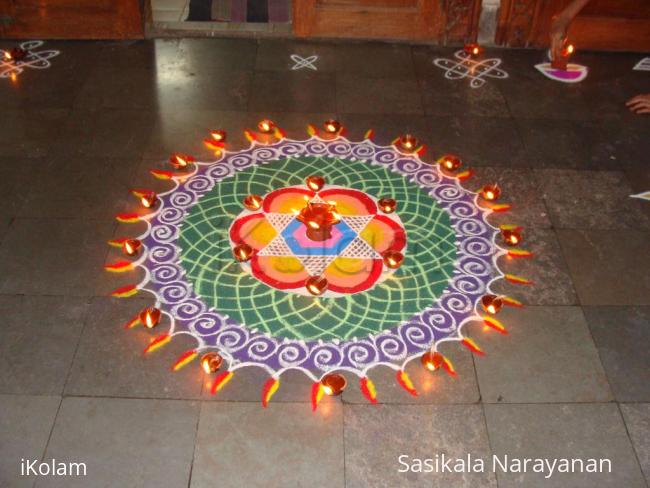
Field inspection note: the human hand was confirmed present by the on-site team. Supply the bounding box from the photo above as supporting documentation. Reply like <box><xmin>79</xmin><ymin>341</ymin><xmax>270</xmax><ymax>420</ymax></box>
<box><xmin>626</xmin><ymin>94</ymin><xmax>650</xmax><ymax>114</ymax></box>
<box><xmin>549</xmin><ymin>14</ymin><xmax>569</xmax><ymax>61</ymax></box>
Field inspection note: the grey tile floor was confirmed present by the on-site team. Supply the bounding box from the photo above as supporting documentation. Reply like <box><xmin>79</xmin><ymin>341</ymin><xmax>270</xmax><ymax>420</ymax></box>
<box><xmin>0</xmin><ymin>38</ymin><xmax>649</xmax><ymax>488</ymax></box>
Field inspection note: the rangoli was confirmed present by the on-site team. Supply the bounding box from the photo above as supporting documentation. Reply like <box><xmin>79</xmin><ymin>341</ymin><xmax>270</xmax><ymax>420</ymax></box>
<box><xmin>106</xmin><ymin>122</ymin><xmax>533</xmax><ymax>409</ymax></box>
<box><xmin>432</xmin><ymin>48</ymin><xmax>508</xmax><ymax>89</ymax></box>
<box><xmin>1</xmin><ymin>41</ymin><xmax>60</xmax><ymax>81</ymax></box>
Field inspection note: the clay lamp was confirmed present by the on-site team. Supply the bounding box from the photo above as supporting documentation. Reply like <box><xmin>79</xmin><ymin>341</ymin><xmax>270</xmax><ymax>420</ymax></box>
<box><xmin>122</xmin><ymin>239</ymin><xmax>142</xmax><ymax>257</ymax></box>
<box><xmin>209</xmin><ymin>129</ymin><xmax>227</xmax><ymax>143</ymax></box>
<box><xmin>297</xmin><ymin>202</ymin><xmax>341</xmax><ymax>242</ymax></box>
<box><xmin>439</xmin><ymin>154</ymin><xmax>462</xmax><ymax>173</ymax></box>
<box><xmin>258</xmin><ymin>119</ymin><xmax>275</xmax><ymax>134</ymax></box>
<box><xmin>378</xmin><ymin>197</ymin><xmax>397</xmax><ymax>214</ymax></box>
<box><xmin>501</xmin><ymin>229</ymin><xmax>522</xmax><ymax>246</ymax></box>
<box><xmin>233</xmin><ymin>243</ymin><xmax>253</xmax><ymax>262</ymax></box>
<box><xmin>6</xmin><ymin>47</ymin><xmax>27</xmax><ymax>63</ymax></box>
<box><xmin>306</xmin><ymin>175</ymin><xmax>326</xmax><ymax>192</ymax></box>
<box><xmin>397</xmin><ymin>134</ymin><xmax>419</xmax><ymax>153</ymax></box>
<box><xmin>306</xmin><ymin>275</ymin><xmax>328</xmax><ymax>296</ymax></box>
<box><xmin>141</xmin><ymin>191</ymin><xmax>158</xmax><ymax>209</ymax></box>
<box><xmin>140</xmin><ymin>307</ymin><xmax>161</xmax><ymax>329</ymax></box>
<box><xmin>552</xmin><ymin>42</ymin><xmax>574</xmax><ymax>70</ymax></box>
<box><xmin>421</xmin><ymin>351</ymin><xmax>443</xmax><ymax>372</ymax></box>
<box><xmin>200</xmin><ymin>352</ymin><xmax>223</xmax><ymax>374</ymax></box>
<box><xmin>383</xmin><ymin>250</ymin><xmax>404</xmax><ymax>269</ymax></box>
<box><xmin>321</xmin><ymin>373</ymin><xmax>347</xmax><ymax>396</ymax></box>
<box><xmin>243</xmin><ymin>194</ymin><xmax>263</xmax><ymax>211</ymax></box>
<box><xmin>464</xmin><ymin>43</ymin><xmax>483</xmax><ymax>57</ymax></box>
<box><xmin>481</xmin><ymin>294</ymin><xmax>503</xmax><ymax>315</ymax></box>
<box><xmin>323</xmin><ymin>119</ymin><xmax>341</xmax><ymax>134</ymax></box>
<box><xmin>169</xmin><ymin>153</ymin><xmax>194</xmax><ymax>170</ymax></box>
<box><xmin>480</xmin><ymin>184</ymin><xmax>501</xmax><ymax>202</ymax></box>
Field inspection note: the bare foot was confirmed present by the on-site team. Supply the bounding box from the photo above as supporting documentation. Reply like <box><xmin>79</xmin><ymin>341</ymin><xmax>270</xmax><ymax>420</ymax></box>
<box><xmin>626</xmin><ymin>94</ymin><xmax>650</xmax><ymax>114</ymax></box>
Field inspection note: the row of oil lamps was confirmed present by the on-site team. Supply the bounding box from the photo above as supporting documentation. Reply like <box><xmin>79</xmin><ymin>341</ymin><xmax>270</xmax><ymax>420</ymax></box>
<box><xmin>134</xmin><ymin>293</ymin><xmax>505</xmax><ymax>395</ymax></box>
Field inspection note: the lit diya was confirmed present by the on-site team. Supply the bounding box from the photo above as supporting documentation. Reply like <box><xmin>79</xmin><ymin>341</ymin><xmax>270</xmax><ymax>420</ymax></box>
<box><xmin>323</xmin><ymin>119</ymin><xmax>341</xmax><ymax>134</ymax></box>
<box><xmin>209</xmin><ymin>129</ymin><xmax>227</xmax><ymax>143</ymax></box>
<box><xmin>258</xmin><ymin>119</ymin><xmax>275</xmax><ymax>134</ymax></box>
<box><xmin>122</xmin><ymin>239</ymin><xmax>142</xmax><ymax>257</ymax></box>
<box><xmin>306</xmin><ymin>275</ymin><xmax>328</xmax><ymax>296</ymax></box>
<box><xmin>297</xmin><ymin>201</ymin><xmax>341</xmax><ymax>242</ymax></box>
<box><xmin>321</xmin><ymin>373</ymin><xmax>347</xmax><ymax>395</ymax></box>
<box><xmin>201</xmin><ymin>352</ymin><xmax>223</xmax><ymax>374</ymax></box>
<box><xmin>5</xmin><ymin>47</ymin><xmax>27</xmax><ymax>63</ymax></box>
<box><xmin>169</xmin><ymin>154</ymin><xmax>194</xmax><ymax>170</ymax></box>
<box><xmin>140</xmin><ymin>307</ymin><xmax>161</xmax><ymax>329</ymax></box>
<box><xmin>140</xmin><ymin>191</ymin><xmax>158</xmax><ymax>208</ymax></box>
<box><xmin>481</xmin><ymin>294</ymin><xmax>503</xmax><ymax>314</ymax></box>
<box><xmin>378</xmin><ymin>197</ymin><xmax>397</xmax><ymax>214</ymax></box>
<box><xmin>464</xmin><ymin>43</ymin><xmax>483</xmax><ymax>57</ymax></box>
<box><xmin>480</xmin><ymin>184</ymin><xmax>501</xmax><ymax>201</ymax></box>
<box><xmin>243</xmin><ymin>194</ymin><xmax>263</xmax><ymax>211</ymax></box>
<box><xmin>421</xmin><ymin>351</ymin><xmax>443</xmax><ymax>372</ymax></box>
<box><xmin>438</xmin><ymin>154</ymin><xmax>462</xmax><ymax>172</ymax></box>
<box><xmin>306</xmin><ymin>175</ymin><xmax>325</xmax><ymax>191</ymax></box>
<box><xmin>397</xmin><ymin>134</ymin><xmax>419</xmax><ymax>153</ymax></box>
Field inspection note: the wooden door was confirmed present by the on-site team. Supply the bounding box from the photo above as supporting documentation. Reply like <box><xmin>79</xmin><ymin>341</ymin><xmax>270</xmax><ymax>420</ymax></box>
<box><xmin>496</xmin><ymin>0</ymin><xmax>650</xmax><ymax>51</ymax></box>
<box><xmin>293</xmin><ymin>0</ymin><xmax>482</xmax><ymax>43</ymax></box>
<box><xmin>0</xmin><ymin>0</ymin><xmax>144</xmax><ymax>39</ymax></box>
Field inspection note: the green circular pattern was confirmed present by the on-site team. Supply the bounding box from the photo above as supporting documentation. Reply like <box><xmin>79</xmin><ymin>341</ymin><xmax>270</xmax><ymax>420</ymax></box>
<box><xmin>178</xmin><ymin>155</ymin><xmax>456</xmax><ymax>342</ymax></box>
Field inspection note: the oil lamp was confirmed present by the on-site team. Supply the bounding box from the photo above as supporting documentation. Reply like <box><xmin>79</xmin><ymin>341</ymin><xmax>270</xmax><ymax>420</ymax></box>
<box><xmin>383</xmin><ymin>250</ymin><xmax>404</xmax><ymax>269</ymax></box>
<box><xmin>552</xmin><ymin>41</ymin><xmax>575</xmax><ymax>70</ymax></box>
<box><xmin>306</xmin><ymin>175</ymin><xmax>325</xmax><ymax>192</ymax></box>
<box><xmin>233</xmin><ymin>243</ymin><xmax>253</xmax><ymax>262</ymax></box>
<box><xmin>140</xmin><ymin>307</ymin><xmax>161</xmax><ymax>329</ymax></box>
<box><xmin>464</xmin><ymin>43</ymin><xmax>483</xmax><ymax>57</ymax></box>
<box><xmin>297</xmin><ymin>202</ymin><xmax>341</xmax><ymax>241</ymax></box>
<box><xmin>141</xmin><ymin>191</ymin><xmax>158</xmax><ymax>209</ymax></box>
<box><xmin>421</xmin><ymin>351</ymin><xmax>443</xmax><ymax>372</ymax></box>
<box><xmin>439</xmin><ymin>154</ymin><xmax>462</xmax><ymax>172</ymax></box>
<box><xmin>122</xmin><ymin>239</ymin><xmax>142</xmax><ymax>257</ymax></box>
<box><xmin>480</xmin><ymin>184</ymin><xmax>501</xmax><ymax>201</ymax></box>
<box><xmin>5</xmin><ymin>47</ymin><xmax>27</xmax><ymax>63</ymax></box>
<box><xmin>306</xmin><ymin>275</ymin><xmax>328</xmax><ymax>296</ymax></box>
<box><xmin>481</xmin><ymin>294</ymin><xmax>503</xmax><ymax>314</ymax></box>
<box><xmin>501</xmin><ymin>229</ymin><xmax>522</xmax><ymax>246</ymax></box>
<box><xmin>397</xmin><ymin>134</ymin><xmax>419</xmax><ymax>153</ymax></box>
<box><xmin>323</xmin><ymin>119</ymin><xmax>341</xmax><ymax>134</ymax></box>
<box><xmin>169</xmin><ymin>153</ymin><xmax>194</xmax><ymax>170</ymax></box>
<box><xmin>243</xmin><ymin>194</ymin><xmax>263</xmax><ymax>211</ymax></box>
<box><xmin>209</xmin><ymin>129</ymin><xmax>227</xmax><ymax>143</ymax></box>
<box><xmin>258</xmin><ymin>119</ymin><xmax>275</xmax><ymax>134</ymax></box>
<box><xmin>378</xmin><ymin>197</ymin><xmax>397</xmax><ymax>214</ymax></box>
<box><xmin>321</xmin><ymin>373</ymin><xmax>347</xmax><ymax>396</ymax></box>
<box><xmin>200</xmin><ymin>352</ymin><xmax>223</xmax><ymax>374</ymax></box>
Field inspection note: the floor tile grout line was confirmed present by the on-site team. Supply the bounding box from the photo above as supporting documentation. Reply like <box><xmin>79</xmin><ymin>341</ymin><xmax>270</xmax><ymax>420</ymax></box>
<box><xmin>60</xmin><ymin>292</ymin><xmax>100</xmax><ymax>397</ymax></box>
<box><xmin>614</xmin><ymin>402</ymin><xmax>650</xmax><ymax>488</ymax></box>
<box><xmin>36</xmin><ymin>395</ymin><xmax>65</xmax><ymax>488</ymax></box>
<box><xmin>479</xmin><ymin>402</ymin><xmax>501</xmax><ymax>488</ymax></box>
<box><xmin>186</xmin><ymin>400</ymin><xmax>203</xmax><ymax>488</ymax></box>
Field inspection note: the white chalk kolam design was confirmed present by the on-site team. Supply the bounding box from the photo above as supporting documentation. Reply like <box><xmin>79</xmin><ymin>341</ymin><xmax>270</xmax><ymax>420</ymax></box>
<box><xmin>632</xmin><ymin>57</ymin><xmax>650</xmax><ymax>71</ymax></box>
<box><xmin>107</xmin><ymin>130</ymin><xmax>533</xmax><ymax>408</ymax></box>
<box><xmin>0</xmin><ymin>41</ymin><xmax>61</xmax><ymax>80</ymax></box>
<box><xmin>433</xmin><ymin>50</ymin><xmax>509</xmax><ymax>88</ymax></box>
<box><xmin>290</xmin><ymin>54</ymin><xmax>318</xmax><ymax>71</ymax></box>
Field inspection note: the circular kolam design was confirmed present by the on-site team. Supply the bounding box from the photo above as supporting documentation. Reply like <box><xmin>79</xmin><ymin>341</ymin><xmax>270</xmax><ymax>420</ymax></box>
<box><xmin>107</xmin><ymin>126</ymin><xmax>533</xmax><ymax>409</ymax></box>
